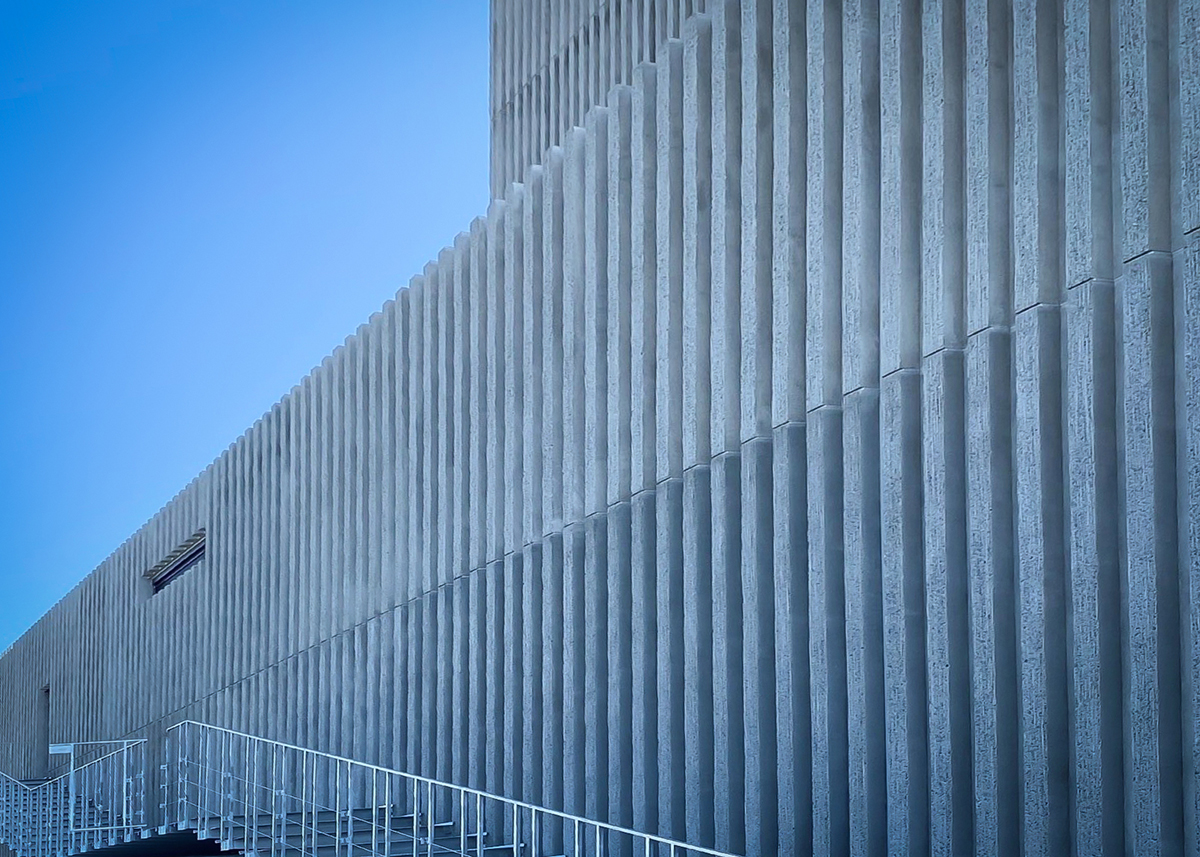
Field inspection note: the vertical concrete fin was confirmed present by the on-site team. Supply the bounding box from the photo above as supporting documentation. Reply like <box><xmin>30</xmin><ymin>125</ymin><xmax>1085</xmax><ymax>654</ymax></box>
<box><xmin>1011</xmin><ymin>1</ymin><xmax>1071</xmax><ymax>854</ymax></box>
<box><xmin>523</xmin><ymin>171</ymin><xmax>546</xmax><ymax>546</ymax></box>
<box><xmin>772</xmin><ymin>0</ymin><xmax>806</xmax><ymax>427</ymax></box>
<box><xmin>630</xmin><ymin>62</ymin><xmax>659</xmax><ymax>494</ymax></box>
<box><xmin>920</xmin><ymin>1</ymin><xmax>972</xmax><ymax>855</ymax></box>
<box><xmin>681</xmin><ymin>13</ymin><xmax>716</xmax><ymax>852</ymax></box>
<box><xmin>710</xmin><ymin>0</ymin><xmax>742</xmax><ymax>457</ymax></box>
<box><xmin>585</xmin><ymin>107</ymin><xmax>611</xmax><ymax>516</ymax></box>
<box><xmin>608</xmin><ymin>87</ymin><xmax>635</xmax><ymax>507</ymax></box>
<box><xmin>1117</xmin><ymin>2</ymin><xmax>1185</xmax><ymax>854</ymax></box>
<box><xmin>542</xmin><ymin>150</ymin><xmax>566</xmax><ymax>536</ymax></box>
<box><xmin>467</xmin><ymin>218</ymin><xmax>489</xmax><ymax>572</ymax></box>
<box><xmin>563</xmin><ymin>128</ymin><xmax>587</xmax><ymax>526</ymax></box>
<box><xmin>504</xmin><ymin>183</ymin><xmax>526</xmax><ymax>553</ymax></box>
<box><xmin>683</xmin><ymin>17</ymin><xmax>713</xmax><ymax>470</ymax></box>
<box><xmin>656</xmin><ymin>39</ymin><xmax>685</xmax><ymax>483</ymax></box>
<box><xmin>486</xmin><ymin>200</ymin><xmax>508</xmax><ymax>563</ymax></box>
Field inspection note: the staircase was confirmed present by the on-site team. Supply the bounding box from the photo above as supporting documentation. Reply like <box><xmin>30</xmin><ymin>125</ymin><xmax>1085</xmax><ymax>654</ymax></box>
<box><xmin>0</xmin><ymin>741</ymin><xmax>147</xmax><ymax>857</ymax></box>
<box><xmin>163</xmin><ymin>722</ymin><xmax>737</xmax><ymax>857</ymax></box>
<box><xmin>1</xmin><ymin>723</ymin><xmax>737</xmax><ymax>857</ymax></box>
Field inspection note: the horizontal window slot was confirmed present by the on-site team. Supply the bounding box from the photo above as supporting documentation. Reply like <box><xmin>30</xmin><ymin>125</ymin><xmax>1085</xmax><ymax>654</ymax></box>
<box><xmin>146</xmin><ymin>531</ymin><xmax>206</xmax><ymax>594</ymax></box>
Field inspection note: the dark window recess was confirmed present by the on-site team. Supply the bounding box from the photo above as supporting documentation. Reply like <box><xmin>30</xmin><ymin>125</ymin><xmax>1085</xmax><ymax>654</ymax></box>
<box><xmin>146</xmin><ymin>531</ymin><xmax>206</xmax><ymax>593</ymax></box>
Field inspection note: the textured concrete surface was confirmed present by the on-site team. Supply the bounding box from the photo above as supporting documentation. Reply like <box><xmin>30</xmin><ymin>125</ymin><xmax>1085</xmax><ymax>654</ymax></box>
<box><xmin>1</xmin><ymin>2</ymin><xmax>1198</xmax><ymax>856</ymax></box>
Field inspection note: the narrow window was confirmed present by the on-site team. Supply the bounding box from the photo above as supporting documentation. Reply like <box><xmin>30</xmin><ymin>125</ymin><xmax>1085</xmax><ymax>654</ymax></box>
<box><xmin>146</xmin><ymin>530</ymin><xmax>206</xmax><ymax>593</ymax></box>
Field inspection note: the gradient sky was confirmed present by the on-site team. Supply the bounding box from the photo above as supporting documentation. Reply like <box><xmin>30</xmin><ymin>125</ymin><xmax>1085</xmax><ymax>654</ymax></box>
<box><xmin>0</xmin><ymin>0</ymin><xmax>490</xmax><ymax>650</ymax></box>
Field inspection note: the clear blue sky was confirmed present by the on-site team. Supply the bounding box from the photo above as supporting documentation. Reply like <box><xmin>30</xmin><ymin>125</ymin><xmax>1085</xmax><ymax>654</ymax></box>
<box><xmin>0</xmin><ymin>0</ymin><xmax>490</xmax><ymax>650</ymax></box>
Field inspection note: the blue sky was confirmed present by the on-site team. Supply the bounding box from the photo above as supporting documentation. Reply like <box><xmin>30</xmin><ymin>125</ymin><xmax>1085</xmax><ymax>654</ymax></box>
<box><xmin>0</xmin><ymin>0</ymin><xmax>490</xmax><ymax>649</ymax></box>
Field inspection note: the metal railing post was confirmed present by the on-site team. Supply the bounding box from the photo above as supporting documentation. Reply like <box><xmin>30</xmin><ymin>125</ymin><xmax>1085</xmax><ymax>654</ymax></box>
<box><xmin>410</xmin><ymin>779</ymin><xmax>417</xmax><ymax>857</ymax></box>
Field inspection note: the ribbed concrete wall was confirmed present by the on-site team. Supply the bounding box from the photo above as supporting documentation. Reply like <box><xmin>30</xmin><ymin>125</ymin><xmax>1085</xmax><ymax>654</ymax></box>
<box><xmin>489</xmin><ymin>0</ymin><xmax>708</xmax><ymax>197</ymax></box>
<box><xmin>2</xmin><ymin>2</ymin><xmax>1199</xmax><ymax>856</ymax></box>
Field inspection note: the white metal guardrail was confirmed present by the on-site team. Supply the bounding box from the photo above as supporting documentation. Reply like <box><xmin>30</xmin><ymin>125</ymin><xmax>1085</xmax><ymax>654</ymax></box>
<box><xmin>164</xmin><ymin>721</ymin><xmax>741</xmax><ymax>857</ymax></box>
<box><xmin>0</xmin><ymin>740</ymin><xmax>147</xmax><ymax>857</ymax></box>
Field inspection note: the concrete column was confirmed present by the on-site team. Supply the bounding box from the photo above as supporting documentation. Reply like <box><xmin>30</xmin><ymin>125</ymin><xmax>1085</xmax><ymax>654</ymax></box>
<box><xmin>503</xmin><ymin>552</ymin><xmax>524</xmax><ymax>803</ymax></box>
<box><xmin>681</xmin><ymin>12</ymin><xmax>715</xmax><ymax>850</ymax></box>
<box><xmin>542</xmin><ymin>148</ymin><xmax>565</xmax><ymax>539</ymax></box>
<box><xmin>438</xmin><ymin>247</ymin><xmax>455</xmax><ymax>592</ymax></box>
<box><xmin>916</xmin><ymin>1</ymin><xmax>974</xmax><ymax>853</ymax></box>
<box><xmin>354</xmin><ymin>622</ymin><xmax>371</xmax><ymax>763</ymax></box>
<box><xmin>738</xmin><ymin>4</ymin><xmax>778</xmax><ymax>854</ymax></box>
<box><xmin>963</xmin><ymin>1</ymin><xmax>1020</xmax><ymax>853</ymax></box>
<box><xmin>449</xmin><ymin>242</ymin><xmax>473</xmax><ymax>595</ymax></box>
<box><xmin>407</xmin><ymin>277</ymin><xmax>425</xmax><ymax>610</ymax></box>
<box><xmin>393</xmin><ymin>288</ymin><xmax>411</xmax><ymax>617</ymax></box>
<box><xmin>521</xmin><ymin>164</ymin><xmax>546</xmax><ymax>812</ymax></box>
<box><xmin>770</xmin><ymin>0</ymin><xmax>810</xmax><ymax>846</ymax></box>
<box><xmin>351</xmin><ymin>323</ymin><xmax>369</xmax><ymax>632</ymax></box>
<box><xmin>451</xmin><ymin>577</ymin><xmax>470</xmax><ymax>792</ymax></box>
<box><xmin>503</xmin><ymin>183</ymin><xmax>527</xmax><ymax>808</ymax></box>
<box><xmin>505</xmin><ymin>183</ymin><xmax>526</xmax><ymax>558</ymax></box>
<box><xmin>380</xmin><ymin>299</ymin><xmax>398</xmax><ymax>615</ymax></box>
<box><xmin>802</xmin><ymin>2</ymin><xmax>848</xmax><ymax>856</ymax></box>
<box><xmin>391</xmin><ymin>602</ymin><xmax>408</xmax><ymax>773</ymax></box>
<box><xmin>840</xmin><ymin>0</ymin><xmax>887</xmax><ymax>854</ymax></box>
<box><xmin>469</xmin><ymin>219</ymin><xmax>489</xmax><ymax>579</ymax></box>
<box><xmin>628</xmin><ymin>58</ymin><xmax>660</xmax><ymax>839</ymax></box>
<box><xmin>486</xmin><ymin>201</ymin><xmax>507</xmax><ymax>568</ymax></box>
<box><xmin>561</xmin><ymin>525</ymin><xmax>587</xmax><ymax>818</ymax></box>
<box><xmin>378</xmin><ymin>608</ymin><xmax>395</xmax><ymax>773</ymax></box>
<box><xmin>421</xmin><ymin>265</ymin><xmax>440</xmax><ymax>779</ymax></box>
<box><xmin>540</xmin><ymin>146</ymin><xmax>566</xmax><ymax>832</ymax></box>
<box><xmin>363</xmin><ymin>311</ymin><xmax>383</xmax><ymax>623</ymax></box>
<box><xmin>584</xmin><ymin>105</ymin><xmax>611</xmax><ymax>823</ymax></box>
<box><xmin>605</xmin><ymin>83</ymin><xmax>635</xmax><ymax>842</ymax></box>
<box><xmin>404</xmin><ymin>277</ymin><xmax>426</xmax><ymax>772</ymax></box>
<box><xmin>1009</xmin><ymin>1</ymin><xmax>1071</xmax><ymax>854</ymax></box>
<box><xmin>485</xmin><ymin>559</ymin><xmax>506</xmax><ymax>811</ymax></box>
<box><xmin>1176</xmin><ymin>0</ymin><xmax>1199</xmax><ymax>827</ymax></box>
<box><xmin>1177</xmin><ymin>236</ymin><xmax>1200</xmax><ymax>857</ymax></box>
<box><xmin>1118</xmin><ymin>3</ymin><xmax>1185</xmax><ymax>854</ymax></box>
<box><xmin>560</xmin><ymin>124</ymin><xmax>588</xmax><ymax>821</ymax></box>
<box><xmin>878</xmin><ymin>1</ymin><xmax>929</xmax><ymax>854</ymax></box>
<box><xmin>708</xmin><ymin>1</ymin><xmax>745</xmax><ymax>850</ymax></box>
<box><xmin>654</xmin><ymin>37</ymin><xmax>687</xmax><ymax>842</ymax></box>
<box><xmin>523</xmin><ymin>166</ymin><xmax>545</xmax><ymax>552</ymax></box>
<box><xmin>563</xmin><ymin>127</ymin><xmax>586</xmax><ymax>532</ymax></box>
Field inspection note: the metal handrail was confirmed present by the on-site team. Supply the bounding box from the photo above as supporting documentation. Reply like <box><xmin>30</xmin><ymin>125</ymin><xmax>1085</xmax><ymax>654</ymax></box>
<box><xmin>0</xmin><ymin>738</ymin><xmax>148</xmax><ymax>857</ymax></box>
<box><xmin>166</xmin><ymin>720</ymin><xmax>742</xmax><ymax>857</ymax></box>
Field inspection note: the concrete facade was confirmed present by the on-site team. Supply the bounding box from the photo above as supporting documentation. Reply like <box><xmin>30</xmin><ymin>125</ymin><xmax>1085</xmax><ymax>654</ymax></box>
<box><xmin>3</xmin><ymin>1</ymin><xmax>1199</xmax><ymax>856</ymax></box>
<box><xmin>489</xmin><ymin>0</ymin><xmax>710</xmax><ymax>197</ymax></box>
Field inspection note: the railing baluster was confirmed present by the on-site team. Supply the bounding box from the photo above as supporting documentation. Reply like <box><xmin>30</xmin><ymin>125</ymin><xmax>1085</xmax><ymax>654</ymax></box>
<box><xmin>475</xmin><ymin>794</ymin><xmax>482</xmax><ymax>857</ymax></box>
<box><xmin>459</xmin><ymin>790</ymin><xmax>466</xmax><ymax>857</ymax></box>
<box><xmin>346</xmin><ymin>761</ymin><xmax>354</xmax><ymax>857</ymax></box>
<box><xmin>369</xmin><ymin>768</ymin><xmax>377</xmax><ymax>857</ymax></box>
<box><xmin>383</xmin><ymin>775</ymin><xmax>392</xmax><ymax>857</ymax></box>
<box><xmin>245</xmin><ymin>737</ymin><xmax>253</xmax><ymax>856</ymax></box>
<box><xmin>310</xmin><ymin>752</ymin><xmax>319</xmax><ymax>857</ymax></box>
<box><xmin>410</xmin><ymin>779</ymin><xmax>417</xmax><ymax>857</ymax></box>
<box><xmin>271</xmin><ymin>743</ymin><xmax>279</xmax><ymax>857</ymax></box>
<box><xmin>426</xmin><ymin>781</ymin><xmax>433</xmax><ymax>857</ymax></box>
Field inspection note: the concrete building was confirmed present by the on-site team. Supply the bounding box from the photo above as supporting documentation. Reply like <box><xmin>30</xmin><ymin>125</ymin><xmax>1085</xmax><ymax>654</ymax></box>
<box><xmin>2</xmin><ymin>1</ymin><xmax>1199</xmax><ymax>856</ymax></box>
